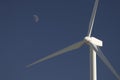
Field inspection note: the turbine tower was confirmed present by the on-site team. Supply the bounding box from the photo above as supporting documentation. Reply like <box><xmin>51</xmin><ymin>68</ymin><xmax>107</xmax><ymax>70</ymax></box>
<box><xmin>27</xmin><ymin>0</ymin><xmax>120</xmax><ymax>80</ymax></box>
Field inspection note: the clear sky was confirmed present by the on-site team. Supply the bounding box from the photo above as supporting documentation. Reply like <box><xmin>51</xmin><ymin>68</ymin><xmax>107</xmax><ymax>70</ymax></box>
<box><xmin>0</xmin><ymin>0</ymin><xmax>120</xmax><ymax>80</ymax></box>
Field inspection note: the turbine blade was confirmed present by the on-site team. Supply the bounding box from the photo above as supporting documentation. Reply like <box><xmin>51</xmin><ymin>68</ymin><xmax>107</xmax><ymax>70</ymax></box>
<box><xmin>87</xmin><ymin>0</ymin><xmax>99</xmax><ymax>37</ymax></box>
<box><xmin>89</xmin><ymin>42</ymin><xmax>120</xmax><ymax>80</ymax></box>
<box><xmin>26</xmin><ymin>40</ymin><xmax>84</xmax><ymax>68</ymax></box>
<box><xmin>97</xmin><ymin>47</ymin><xmax>120</xmax><ymax>80</ymax></box>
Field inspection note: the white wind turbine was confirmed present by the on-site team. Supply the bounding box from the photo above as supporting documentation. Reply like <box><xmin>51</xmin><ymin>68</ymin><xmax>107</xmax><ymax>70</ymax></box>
<box><xmin>27</xmin><ymin>0</ymin><xmax>120</xmax><ymax>80</ymax></box>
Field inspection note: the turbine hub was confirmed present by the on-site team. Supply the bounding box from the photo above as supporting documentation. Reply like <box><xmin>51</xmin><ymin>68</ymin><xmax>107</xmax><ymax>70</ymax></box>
<box><xmin>84</xmin><ymin>36</ymin><xmax>103</xmax><ymax>47</ymax></box>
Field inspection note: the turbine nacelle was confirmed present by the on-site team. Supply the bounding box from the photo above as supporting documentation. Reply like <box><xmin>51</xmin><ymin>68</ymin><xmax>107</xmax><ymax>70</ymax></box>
<box><xmin>84</xmin><ymin>36</ymin><xmax>103</xmax><ymax>47</ymax></box>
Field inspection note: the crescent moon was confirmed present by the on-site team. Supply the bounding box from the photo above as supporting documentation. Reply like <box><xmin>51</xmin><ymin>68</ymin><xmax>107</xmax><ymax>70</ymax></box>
<box><xmin>33</xmin><ymin>14</ymin><xmax>39</xmax><ymax>23</ymax></box>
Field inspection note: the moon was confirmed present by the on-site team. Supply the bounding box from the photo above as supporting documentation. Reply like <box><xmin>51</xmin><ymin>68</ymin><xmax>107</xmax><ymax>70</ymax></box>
<box><xmin>33</xmin><ymin>14</ymin><xmax>39</xmax><ymax>23</ymax></box>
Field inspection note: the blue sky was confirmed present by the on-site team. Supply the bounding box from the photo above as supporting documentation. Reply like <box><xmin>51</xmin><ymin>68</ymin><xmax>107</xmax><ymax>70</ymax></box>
<box><xmin>0</xmin><ymin>0</ymin><xmax>120</xmax><ymax>80</ymax></box>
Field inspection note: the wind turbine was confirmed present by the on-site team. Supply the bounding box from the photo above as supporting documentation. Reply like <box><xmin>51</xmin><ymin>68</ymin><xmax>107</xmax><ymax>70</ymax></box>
<box><xmin>26</xmin><ymin>0</ymin><xmax>120</xmax><ymax>80</ymax></box>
